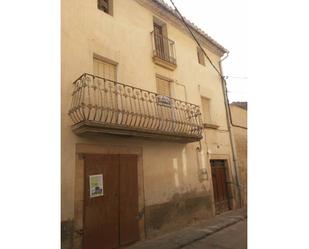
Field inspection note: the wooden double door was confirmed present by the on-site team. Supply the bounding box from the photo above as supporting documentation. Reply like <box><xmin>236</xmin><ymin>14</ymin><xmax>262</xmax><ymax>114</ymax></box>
<box><xmin>83</xmin><ymin>154</ymin><xmax>139</xmax><ymax>249</ymax></box>
<box><xmin>210</xmin><ymin>160</ymin><xmax>231</xmax><ymax>214</ymax></box>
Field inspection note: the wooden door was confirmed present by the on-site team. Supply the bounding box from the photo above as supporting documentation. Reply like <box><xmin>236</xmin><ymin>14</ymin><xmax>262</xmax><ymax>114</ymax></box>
<box><xmin>154</xmin><ymin>23</ymin><xmax>165</xmax><ymax>59</ymax></box>
<box><xmin>119</xmin><ymin>155</ymin><xmax>139</xmax><ymax>246</ymax></box>
<box><xmin>83</xmin><ymin>154</ymin><xmax>139</xmax><ymax>249</ymax></box>
<box><xmin>84</xmin><ymin>154</ymin><xmax>120</xmax><ymax>249</ymax></box>
<box><xmin>210</xmin><ymin>160</ymin><xmax>231</xmax><ymax>214</ymax></box>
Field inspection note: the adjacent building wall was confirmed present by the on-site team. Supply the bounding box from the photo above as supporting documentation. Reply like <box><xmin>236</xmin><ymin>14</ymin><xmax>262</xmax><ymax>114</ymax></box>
<box><xmin>230</xmin><ymin>104</ymin><xmax>247</xmax><ymax>207</ymax></box>
<box><xmin>61</xmin><ymin>0</ymin><xmax>237</xmax><ymax>246</ymax></box>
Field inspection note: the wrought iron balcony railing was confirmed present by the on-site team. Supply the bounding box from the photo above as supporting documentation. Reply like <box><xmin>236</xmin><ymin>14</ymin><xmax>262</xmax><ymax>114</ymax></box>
<box><xmin>68</xmin><ymin>74</ymin><xmax>203</xmax><ymax>142</ymax></box>
<box><xmin>151</xmin><ymin>31</ymin><xmax>177</xmax><ymax>67</ymax></box>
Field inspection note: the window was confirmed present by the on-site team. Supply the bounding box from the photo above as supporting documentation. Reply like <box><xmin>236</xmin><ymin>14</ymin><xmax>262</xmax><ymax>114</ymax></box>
<box><xmin>93</xmin><ymin>57</ymin><xmax>116</xmax><ymax>81</ymax></box>
<box><xmin>152</xmin><ymin>18</ymin><xmax>177</xmax><ymax>65</ymax></box>
<box><xmin>156</xmin><ymin>76</ymin><xmax>171</xmax><ymax>97</ymax></box>
<box><xmin>93</xmin><ymin>56</ymin><xmax>118</xmax><ymax>110</ymax></box>
<box><xmin>197</xmin><ymin>47</ymin><xmax>205</xmax><ymax>66</ymax></box>
<box><xmin>201</xmin><ymin>97</ymin><xmax>212</xmax><ymax>124</ymax></box>
<box><xmin>153</xmin><ymin>21</ymin><xmax>168</xmax><ymax>60</ymax></box>
<box><xmin>98</xmin><ymin>0</ymin><xmax>113</xmax><ymax>15</ymax></box>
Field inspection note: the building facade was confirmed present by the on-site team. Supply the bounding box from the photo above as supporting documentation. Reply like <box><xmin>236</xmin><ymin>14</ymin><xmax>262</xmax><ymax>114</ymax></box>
<box><xmin>61</xmin><ymin>0</ymin><xmax>241</xmax><ymax>248</ymax></box>
<box><xmin>230</xmin><ymin>102</ymin><xmax>247</xmax><ymax>207</ymax></box>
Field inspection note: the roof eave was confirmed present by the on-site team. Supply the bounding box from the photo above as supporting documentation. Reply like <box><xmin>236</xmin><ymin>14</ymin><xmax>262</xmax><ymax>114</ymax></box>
<box><xmin>152</xmin><ymin>0</ymin><xmax>229</xmax><ymax>54</ymax></box>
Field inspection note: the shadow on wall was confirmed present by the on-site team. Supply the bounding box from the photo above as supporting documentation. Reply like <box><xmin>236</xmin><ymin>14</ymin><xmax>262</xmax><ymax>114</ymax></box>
<box><xmin>144</xmin><ymin>145</ymin><xmax>213</xmax><ymax>238</ymax></box>
<box><xmin>171</xmin><ymin>146</ymin><xmax>210</xmax><ymax>191</ymax></box>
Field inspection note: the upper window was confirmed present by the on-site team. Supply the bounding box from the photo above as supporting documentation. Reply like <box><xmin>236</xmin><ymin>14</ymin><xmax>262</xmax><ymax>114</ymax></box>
<box><xmin>93</xmin><ymin>57</ymin><xmax>117</xmax><ymax>81</ymax></box>
<box><xmin>197</xmin><ymin>47</ymin><xmax>205</xmax><ymax>66</ymax></box>
<box><xmin>152</xmin><ymin>18</ymin><xmax>176</xmax><ymax>67</ymax></box>
<box><xmin>98</xmin><ymin>0</ymin><xmax>113</xmax><ymax>15</ymax></box>
<box><xmin>156</xmin><ymin>76</ymin><xmax>171</xmax><ymax>97</ymax></box>
<box><xmin>201</xmin><ymin>97</ymin><xmax>212</xmax><ymax>124</ymax></box>
<box><xmin>153</xmin><ymin>21</ymin><xmax>169</xmax><ymax>61</ymax></box>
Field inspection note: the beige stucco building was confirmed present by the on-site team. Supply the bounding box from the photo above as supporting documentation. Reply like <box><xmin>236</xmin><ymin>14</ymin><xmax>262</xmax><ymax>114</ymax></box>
<box><xmin>230</xmin><ymin>102</ymin><xmax>247</xmax><ymax>207</ymax></box>
<box><xmin>61</xmin><ymin>1</ymin><xmax>242</xmax><ymax>248</ymax></box>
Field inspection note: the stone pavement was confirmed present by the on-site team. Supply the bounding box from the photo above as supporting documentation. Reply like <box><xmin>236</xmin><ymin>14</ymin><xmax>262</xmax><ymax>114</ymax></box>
<box><xmin>181</xmin><ymin>220</ymin><xmax>247</xmax><ymax>249</ymax></box>
<box><xmin>124</xmin><ymin>208</ymin><xmax>247</xmax><ymax>249</ymax></box>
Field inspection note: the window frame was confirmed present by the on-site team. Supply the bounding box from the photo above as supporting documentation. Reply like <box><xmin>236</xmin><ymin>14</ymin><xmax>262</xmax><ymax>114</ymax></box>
<box><xmin>156</xmin><ymin>75</ymin><xmax>172</xmax><ymax>97</ymax></box>
<box><xmin>97</xmin><ymin>0</ymin><xmax>113</xmax><ymax>16</ymax></box>
<box><xmin>93</xmin><ymin>54</ymin><xmax>118</xmax><ymax>81</ymax></box>
<box><xmin>201</xmin><ymin>96</ymin><xmax>212</xmax><ymax>124</ymax></box>
<box><xmin>197</xmin><ymin>47</ymin><xmax>206</xmax><ymax>66</ymax></box>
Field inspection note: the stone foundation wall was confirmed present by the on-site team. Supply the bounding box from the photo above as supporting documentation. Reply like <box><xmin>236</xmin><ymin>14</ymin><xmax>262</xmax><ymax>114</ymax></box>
<box><xmin>61</xmin><ymin>220</ymin><xmax>73</xmax><ymax>249</ymax></box>
<box><xmin>145</xmin><ymin>193</ymin><xmax>213</xmax><ymax>238</ymax></box>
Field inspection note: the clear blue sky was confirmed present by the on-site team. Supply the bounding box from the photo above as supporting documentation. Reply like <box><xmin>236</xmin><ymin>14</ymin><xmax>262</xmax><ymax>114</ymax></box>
<box><xmin>162</xmin><ymin>0</ymin><xmax>248</xmax><ymax>103</ymax></box>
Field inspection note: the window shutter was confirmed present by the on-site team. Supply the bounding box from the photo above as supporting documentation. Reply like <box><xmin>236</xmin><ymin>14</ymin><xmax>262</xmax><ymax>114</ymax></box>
<box><xmin>156</xmin><ymin>77</ymin><xmax>171</xmax><ymax>97</ymax></box>
<box><xmin>98</xmin><ymin>0</ymin><xmax>109</xmax><ymax>13</ymax></box>
<box><xmin>201</xmin><ymin>97</ymin><xmax>211</xmax><ymax>123</ymax></box>
<box><xmin>93</xmin><ymin>58</ymin><xmax>116</xmax><ymax>81</ymax></box>
<box><xmin>197</xmin><ymin>47</ymin><xmax>205</xmax><ymax>66</ymax></box>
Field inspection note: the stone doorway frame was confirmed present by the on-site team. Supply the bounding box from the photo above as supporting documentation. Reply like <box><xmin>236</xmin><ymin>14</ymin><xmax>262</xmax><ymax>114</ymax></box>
<box><xmin>208</xmin><ymin>154</ymin><xmax>236</xmax><ymax>215</ymax></box>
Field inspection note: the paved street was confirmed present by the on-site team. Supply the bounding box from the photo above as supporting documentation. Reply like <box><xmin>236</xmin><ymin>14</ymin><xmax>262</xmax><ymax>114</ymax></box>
<box><xmin>182</xmin><ymin>220</ymin><xmax>247</xmax><ymax>249</ymax></box>
<box><xmin>124</xmin><ymin>208</ymin><xmax>247</xmax><ymax>249</ymax></box>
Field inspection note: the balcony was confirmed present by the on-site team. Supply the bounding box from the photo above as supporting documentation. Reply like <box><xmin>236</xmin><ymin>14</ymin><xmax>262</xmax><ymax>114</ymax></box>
<box><xmin>151</xmin><ymin>31</ymin><xmax>177</xmax><ymax>70</ymax></box>
<box><xmin>68</xmin><ymin>74</ymin><xmax>203</xmax><ymax>142</ymax></box>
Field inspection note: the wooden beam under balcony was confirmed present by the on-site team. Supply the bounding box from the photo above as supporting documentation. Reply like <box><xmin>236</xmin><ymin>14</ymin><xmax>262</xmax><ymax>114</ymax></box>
<box><xmin>68</xmin><ymin>74</ymin><xmax>203</xmax><ymax>143</ymax></box>
<box><xmin>72</xmin><ymin>121</ymin><xmax>202</xmax><ymax>143</ymax></box>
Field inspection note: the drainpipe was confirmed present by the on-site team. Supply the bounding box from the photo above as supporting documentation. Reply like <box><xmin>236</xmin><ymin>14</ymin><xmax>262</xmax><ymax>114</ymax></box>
<box><xmin>219</xmin><ymin>52</ymin><xmax>242</xmax><ymax>209</ymax></box>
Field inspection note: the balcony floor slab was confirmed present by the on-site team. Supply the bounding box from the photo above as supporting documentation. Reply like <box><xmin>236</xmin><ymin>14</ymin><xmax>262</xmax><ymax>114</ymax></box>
<box><xmin>72</xmin><ymin>121</ymin><xmax>202</xmax><ymax>143</ymax></box>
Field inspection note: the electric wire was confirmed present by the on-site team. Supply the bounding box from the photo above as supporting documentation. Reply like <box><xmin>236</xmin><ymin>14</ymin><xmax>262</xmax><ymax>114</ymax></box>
<box><xmin>169</xmin><ymin>0</ymin><xmax>223</xmax><ymax>77</ymax></box>
<box><xmin>169</xmin><ymin>0</ymin><xmax>247</xmax><ymax>130</ymax></box>
<box><xmin>169</xmin><ymin>0</ymin><xmax>245</xmax><ymax>208</ymax></box>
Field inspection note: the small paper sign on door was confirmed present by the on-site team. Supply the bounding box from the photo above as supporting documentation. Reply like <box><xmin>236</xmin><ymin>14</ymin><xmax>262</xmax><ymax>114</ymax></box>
<box><xmin>89</xmin><ymin>174</ymin><xmax>104</xmax><ymax>198</ymax></box>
